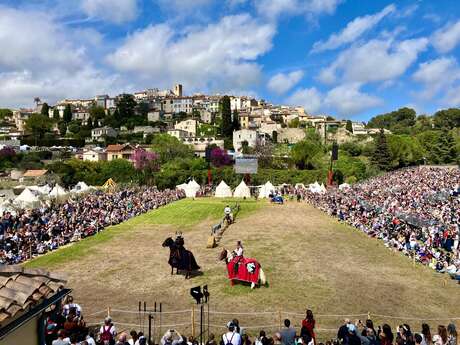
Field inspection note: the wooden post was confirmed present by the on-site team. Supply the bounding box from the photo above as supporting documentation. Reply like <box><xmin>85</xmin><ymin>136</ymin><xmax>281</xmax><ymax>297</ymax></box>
<box><xmin>191</xmin><ymin>305</ymin><xmax>196</xmax><ymax>338</ymax></box>
<box><xmin>278</xmin><ymin>310</ymin><xmax>282</xmax><ymax>331</ymax></box>
<box><xmin>107</xmin><ymin>307</ymin><xmax>111</xmax><ymax>318</ymax></box>
<box><xmin>367</xmin><ymin>311</ymin><xmax>371</xmax><ymax>320</ymax></box>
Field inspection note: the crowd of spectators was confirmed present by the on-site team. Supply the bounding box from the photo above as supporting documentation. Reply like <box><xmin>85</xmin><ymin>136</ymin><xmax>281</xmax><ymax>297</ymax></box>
<box><xmin>46</xmin><ymin>304</ymin><xmax>458</xmax><ymax>345</ymax></box>
<box><xmin>0</xmin><ymin>187</ymin><xmax>184</xmax><ymax>264</ymax></box>
<box><xmin>300</xmin><ymin>167</ymin><xmax>459</xmax><ymax>281</ymax></box>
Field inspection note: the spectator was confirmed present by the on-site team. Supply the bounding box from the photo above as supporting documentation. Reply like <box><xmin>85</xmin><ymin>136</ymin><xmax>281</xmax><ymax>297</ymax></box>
<box><xmin>128</xmin><ymin>330</ymin><xmax>138</xmax><ymax>345</ymax></box>
<box><xmin>447</xmin><ymin>324</ymin><xmax>457</xmax><ymax>345</ymax></box>
<box><xmin>116</xmin><ymin>332</ymin><xmax>130</xmax><ymax>345</ymax></box>
<box><xmin>379</xmin><ymin>324</ymin><xmax>394</xmax><ymax>345</ymax></box>
<box><xmin>422</xmin><ymin>324</ymin><xmax>433</xmax><ymax>345</ymax></box>
<box><xmin>207</xmin><ymin>334</ymin><xmax>218</xmax><ymax>345</ymax></box>
<box><xmin>416</xmin><ymin>334</ymin><xmax>423</xmax><ymax>345</ymax></box>
<box><xmin>301</xmin><ymin>310</ymin><xmax>316</xmax><ymax>344</ymax></box>
<box><xmin>280</xmin><ymin>319</ymin><xmax>296</xmax><ymax>345</ymax></box>
<box><xmin>223</xmin><ymin>324</ymin><xmax>242</xmax><ymax>345</ymax></box>
<box><xmin>52</xmin><ymin>330</ymin><xmax>70</xmax><ymax>345</ymax></box>
<box><xmin>433</xmin><ymin>326</ymin><xmax>448</xmax><ymax>345</ymax></box>
<box><xmin>100</xmin><ymin>317</ymin><xmax>117</xmax><ymax>345</ymax></box>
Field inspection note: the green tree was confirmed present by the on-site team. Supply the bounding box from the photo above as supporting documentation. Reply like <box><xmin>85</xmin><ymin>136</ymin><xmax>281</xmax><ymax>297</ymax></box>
<box><xmin>150</xmin><ymin>134</ymin><xmax>194</xmax><ymax>164</ymax></box>
<box><xmin>0</xmin><ymin>109</ymin><xmax>13</xmax><ymax>119</ymax></box>
<box><xmin>58</xmin><ymin>121</ymin><xmax>67</xmax><ymax>136</ymax></box>
<box><xmin>25</xmin><ymin>114</ymin><xmax>53</xmax><ymax>139</ymax></box>
<box><xmin>220</xmin><ymin>96</ymin><xmax>233</xmax><ymax>137</ymax></box>
<box><xmin>117</xmin><ymin>94</ymin><xmax>137</xmax><ymax>126</ymax></box>
<box><xmin>63</xmin><ymin>104</ymin><xmax>72</xmax><ymax>123</ymax></box>
<box><xmin>53</xmin><ymin>108</ymin><xmax>60</xmax><ymax>120</ymax></box>
<box><xmin>367</xmin><ymin>107</ymin><xmax>416</xmax><ymax>134</ymax></box>
<box><xmin>272</xmin><ymin>131</ymin><xmax>278</xmax><ymax>144</ymax></box>
<box><xmin>433</xmin><ymin>130</ymin><xmax>457</xmax><ymax>163</ymax></box>
<box><xmin>40</xmin><ymin>102</ymin><xmax>50</xmax><ymax>117</ymax></box>
<box><xmin>232</xmin><ymin>109</ymin><xmax>240</xmax><ymax>131</ymax></box>
<box><xmin>288</xmin><ymin>118</ymin><xmax>300</xmax><ymax>128</ymax></box>
<box><xmin>433</xmin><ymin>108</ymin><xmax>460</xmax><ymax>129</ymax></box>
<box><xmin>290</xmin><ymin>139</ymin><xmax>323</xmax><ymax>169</ymax></box>
<box><xmin>387</xmin><ymin>135</ymin><xmax>424</xmax><ymax>168</ymax></box>
<box><xmin>346</xmin><ymin>120</ymin><xmax>353</xmax><ymax>133</ymax></box>
<box><xmin>89</xmin><ymin>106</ymin><xmax>106</xmax><ymax>124</ymax></box>
<box><xmin>371</xmin><ymin>129</ymin><xmax>392</xmax><ymax>171</ymax></box>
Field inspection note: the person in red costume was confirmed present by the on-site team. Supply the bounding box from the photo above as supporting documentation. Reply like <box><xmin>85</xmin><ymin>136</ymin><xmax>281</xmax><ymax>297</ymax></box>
<box><xmin>301</xmin><ymin>309</ymin><xmax>316</xmax><ymax>344</ymax></box>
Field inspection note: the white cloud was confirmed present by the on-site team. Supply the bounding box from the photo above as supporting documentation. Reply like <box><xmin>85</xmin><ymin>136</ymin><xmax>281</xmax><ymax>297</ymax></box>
<box><xmin>412</xmin><ymin>57</ymin><xmax>460</xmax><ymax>107</ymax></box>
<box><xmin>286</xmin><ymin>87</ymin><xmax>322</xmax><ymax>113</ymax></box>
<box><xmin>0</xmin><ymin>5</ymin><xmax>122</xmax><ymax>108</ymax></box>
<box><xmin>107</xmin><ymin>14</ymin><xmax>276</xmax><ymax>93</ymax></box>
<box><xmin>318</xmin><ymin>37</ymin><xmax>428</xmax><ymax>85</ymax></box>
<box><xmin>324</xmin><ymin>83</ymin><xmax>382</xmax><ymax>115</ymax></box>
<box><xmin>81</xmin><ymin>0</ymin><xmax>138</xmax><ymax>24</ymax></box>
<box><xmin>312</xmin><ymin>4</ymin><xmax>395</xmax><ymax>53</ymax></box>
<box><xmin>255</xmin><ymin>0</ymin><xmax>342</xmax><ymax>20</ymax></box>
<box><xmin>267</xmin><ymin>70</ymin><xmax>304</xmax><ymax>94</ymax></box>
<box><xmin>432</xmin><ymin>20</ymin><xmax>460</xmax><ymax>53</ymax></box>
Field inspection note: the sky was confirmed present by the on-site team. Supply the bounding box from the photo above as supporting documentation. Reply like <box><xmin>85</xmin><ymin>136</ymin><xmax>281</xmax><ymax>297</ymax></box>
<box><xmin>1</xmin><ymin>0</ymin><xmax>460</xmax><ymax>121</ymax></box>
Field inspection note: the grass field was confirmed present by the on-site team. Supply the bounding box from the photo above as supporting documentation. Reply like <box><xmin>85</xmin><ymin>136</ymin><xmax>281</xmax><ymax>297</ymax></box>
<box><xmin>25</xmin><ymin>198</ymin><xmax>460</xmax><ymax>339</ymax></box>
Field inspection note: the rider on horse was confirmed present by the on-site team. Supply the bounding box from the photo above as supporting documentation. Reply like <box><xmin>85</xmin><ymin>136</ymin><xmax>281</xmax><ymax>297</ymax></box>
<box><xmin>224</xmin><ymin>204</ymin><xmax>233</xmax><ymax>223</ymax></box>
<box><xmin>232</xmin><ymin>241</ymin><xmax>244</xmax><ymax>274</ymax></box>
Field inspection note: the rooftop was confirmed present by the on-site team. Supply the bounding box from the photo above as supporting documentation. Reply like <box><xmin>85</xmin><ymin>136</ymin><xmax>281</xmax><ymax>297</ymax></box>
<box><xmin>22</xmin><ymin>169</ymin><xmax>48</xmax><ymax>178</ymax></box>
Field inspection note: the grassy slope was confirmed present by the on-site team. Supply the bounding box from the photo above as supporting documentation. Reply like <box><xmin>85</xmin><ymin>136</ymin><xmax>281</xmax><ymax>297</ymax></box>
<box><xmin>25</xmin><ymin>198</ymin><xmax>260</xmax><ymax>269</ymax></box>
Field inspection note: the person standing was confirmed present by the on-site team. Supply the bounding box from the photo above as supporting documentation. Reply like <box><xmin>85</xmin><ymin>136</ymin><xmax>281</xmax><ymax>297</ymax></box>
<box><xmin>301</xmin><ymin>310</ymin><xmax>316</xmax><ymax>344</ymax></box>
<box><xmin>280</xmin><ymin>319</ymin><xmax>296</xmax><ymax>345</ymax></box>
<box><xmin>223</xmin><ymin>324</ymin><xmax>242</xmax><ymax>345</ymax></box>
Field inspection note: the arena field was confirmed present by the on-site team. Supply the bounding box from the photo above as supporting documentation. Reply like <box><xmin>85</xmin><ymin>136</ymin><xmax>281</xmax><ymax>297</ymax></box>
<box><xmin>25</xmin><ymin>198</ymin><xmax>460</xmax><ymax>339</ymax></box>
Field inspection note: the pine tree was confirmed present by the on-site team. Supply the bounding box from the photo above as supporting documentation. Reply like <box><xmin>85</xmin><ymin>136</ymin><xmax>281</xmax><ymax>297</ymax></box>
<box><xmin>40</xmin><ymin>102</ymin><xmax>49</xmax><ymax>117</ymax></box>
<box><xmin>220</xmin><ymin>96</ymin><xmax>232</xmax><ymax>137</ymax></box>
<box><xmin>63</xmin><ymin>104</ymin><xmax>72</xmax><ymax>123</ymax></box>
<box><xmin>346</xmin><ymin>120</ymin><xmax>353</xmax><ymax>133</ymax></box>
<box><xmin>434</xmin><ymin>130</ymin><xmax>457</xmax><ymax>163</ymax></box>
<box><xmin>372</xmin><ymin>129</ymin><xmax>392</xmax><ymax>171</ymax></box>
<box><xmin>232</xmin><ymin>109</ymin><xmax>240</xmax><ymax>131</ymax></box>
<box><xmin>53</xmin><ymin>108</ymin><xmax>60</xmax><ymax>120</ymax></box>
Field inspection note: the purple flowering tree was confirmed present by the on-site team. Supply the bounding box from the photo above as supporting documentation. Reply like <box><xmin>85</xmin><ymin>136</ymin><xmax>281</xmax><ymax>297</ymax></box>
<box><xmin>0</xmin><ymin>147</ymin><xmax>16</xmax><ymax>159</ymax></box>
<box><xmin>210</xmin><ymin>147</ymin><xmax>231</xmax><ymax>167</ymax></box>
<box><xmin>132</xmin><ymin>148</ymin><xmax>159</xmax><ymax>172</ymax></box>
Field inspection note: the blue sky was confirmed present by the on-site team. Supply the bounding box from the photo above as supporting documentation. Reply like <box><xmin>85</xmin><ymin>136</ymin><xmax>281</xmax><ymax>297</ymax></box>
<box><xmin>1</xmin><ymin>0</ymin><xmax>460</xmax><ymax>121</ymax></box>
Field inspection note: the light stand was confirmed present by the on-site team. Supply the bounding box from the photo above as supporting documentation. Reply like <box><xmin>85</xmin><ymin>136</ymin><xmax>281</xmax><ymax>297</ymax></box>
<box><xmin>190</xmin><ymin>285</ymin><xmax>210</xmax><ymax>345</ymax></box>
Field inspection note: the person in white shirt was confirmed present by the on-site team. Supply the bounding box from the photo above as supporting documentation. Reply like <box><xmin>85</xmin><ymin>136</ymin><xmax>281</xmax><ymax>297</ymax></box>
<box><xmin>222</xmin><ymin>324</ymin><xmax>242</xmax><ymax>345</ymax></box>
<box><xmin>224</xmin><ymin>205</ymin><xmax>233</xmax><ymax>223</ymax></box>
<box><xmin>233</xmin><ymin>241</ymin><xmax>243</xmax><ymax>257</ymax></box>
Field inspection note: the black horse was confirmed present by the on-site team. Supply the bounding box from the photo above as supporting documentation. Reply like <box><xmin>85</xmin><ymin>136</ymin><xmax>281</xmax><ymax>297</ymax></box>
<box><xmin>162</xmin><ymin>236</ymin><xmax>200</xmax><ymax>279</ymax></box>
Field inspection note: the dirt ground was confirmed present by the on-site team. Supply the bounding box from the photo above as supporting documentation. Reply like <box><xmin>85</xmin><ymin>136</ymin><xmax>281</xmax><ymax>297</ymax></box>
<box><xmin>52</xmin><ymin>201</ymin><xmax>460</xmax><ymax>340</ymax></box>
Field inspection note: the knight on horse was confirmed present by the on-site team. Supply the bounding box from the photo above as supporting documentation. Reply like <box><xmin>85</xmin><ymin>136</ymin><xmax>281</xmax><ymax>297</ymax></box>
<box><xmin>162</xmin><ymin>232</ymin><xmax>200</xmax><ymax>279</ymax></box>
<box><xmin>219</xmin><ymin>240</ymin><xmax>266</xmax><ymax>289</ymax></box>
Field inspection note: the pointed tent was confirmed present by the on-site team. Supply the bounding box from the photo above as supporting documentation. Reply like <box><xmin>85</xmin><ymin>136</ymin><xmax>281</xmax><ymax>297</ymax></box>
<box><xmin>102</xmin><ymin>178</ymin><xmax>117</xmax><ymax>190</ymax></box>
<box><xmin>339</xmin><ymin>183</ymin><xmax>351</xmax><ymax>191</ymax></box>
<box><xmin>233</xmin><ymin>180</ymin><xmax>251</xmax><ymax>198</ymax></box>
<box><xmin>14</xmin><ymin>188</ymin><xmax>41</xmax><ymax>209</ymax></box>
<box><xmin>259</xmin><ymin>181</ymin><xmax>275</xmax><ymax>198</ymax></box>
<box><xmin>38</xmin><ymin>185</ymin><xmax>51</xmax><ymax>195</ymax></box>
<box><xmin>319</xmin><ymin>183</ymin><xmax>327</xmax><ymax>194</ymax></box>
<box><xmin>176</xmin><ymin>183</ymin><xmax>188</xmax><ymax>191</ymax></box>
<box><xmin>188</xmin><ymin>179</ymin><xmax>200</xmax><ymax>190</ymax></box>
<box><xmin>215</xmin><ymin>181</ymin><xmax>232</xmax><ymax>198</ymax></box>
<box><xmin>184</xmin><ymin>183</ymin><xmax>200</xmax><ymax>198</ymax></box>
<box><xmin>72</xmin><ymin>181</ymin><xmax>90</xmax><ymax>194</ymax></box>
<box><xmin>48</xmin><ymin>184</ymin><xmax>68</xmax><ymax>199</ymax></box>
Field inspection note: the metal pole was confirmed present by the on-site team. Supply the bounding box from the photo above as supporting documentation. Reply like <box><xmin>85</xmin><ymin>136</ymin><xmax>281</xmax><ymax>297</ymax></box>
<box><xmin>148</xmin><ymin>314</ymin><xmax>153</xmax><ymax>345</ymax></box>
<box><xmin>159</xmin><ymin>303</ymin><xmax>162</xmax><ymax>344</ymax></box>
<box><xmin>207</xmin><ymin>301</ymin><xmax>210</xmax><ymax>344</ymax></box>
<box><xmin>154</xmin><ymin>302</ymin><xmax>157</xmax><ymax>345</ymax></box>
<box><xmin>200</xmin><ymin>304</ymin><xmax>204</xmax><ymax>345</ymax></box>
<box><xmin>139</xmin><ymin>301</ymin><xmax>142</xmax><ymax>333</ymax></box>
<box><xmin>144</xmin><ymin>302</ymin><xmax>147</xmax><ymax>334</ymax></box>
<box><xmin>191</xmin><ymin>305</ymin><xmax>196</xmax><ymax>338</ymax></box>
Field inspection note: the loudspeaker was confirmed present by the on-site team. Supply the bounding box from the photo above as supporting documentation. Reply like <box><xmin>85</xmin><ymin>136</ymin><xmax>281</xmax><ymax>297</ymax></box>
<box><xmin>332</xmin><ymin>142</ymin><xmax>339</xmax><ymax>161</ymax></box>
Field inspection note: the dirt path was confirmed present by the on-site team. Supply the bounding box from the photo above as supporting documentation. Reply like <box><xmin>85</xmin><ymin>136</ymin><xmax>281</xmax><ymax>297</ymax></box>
<box><xmin>54</xmin><ymin>201</ymin><xmax>460</xmax><ymax>337</ymax></box>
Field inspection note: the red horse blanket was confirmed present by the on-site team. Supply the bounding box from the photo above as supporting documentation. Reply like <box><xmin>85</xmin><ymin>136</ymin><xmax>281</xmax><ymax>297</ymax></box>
<box><xmin>226</xmin><ymin>257</ymin><xmax>260</xmax><ymax>284</ymax></box>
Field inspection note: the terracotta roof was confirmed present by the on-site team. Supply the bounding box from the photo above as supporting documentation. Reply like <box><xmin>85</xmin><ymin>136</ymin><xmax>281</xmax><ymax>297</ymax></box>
<box><xmin>22</xmin><ymin>170</ymin><xmax>48</xmax><ymax>178</ymax></box>
<box><xmin>0</xmin><ymin>266</ymin><xmax>66</xmax><ymax>326</ymax></box>
<box><xmin>106</xmin><ymin>144</ymin><xmax>124</xmax><ymax>152</ymax></box>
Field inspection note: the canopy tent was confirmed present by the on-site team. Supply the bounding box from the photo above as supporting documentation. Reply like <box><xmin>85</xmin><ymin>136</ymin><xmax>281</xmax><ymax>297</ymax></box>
<box><xmin>102</xmin><ymin>178</ymin><xmax>117</xmax><ymax>190</ymax></box>
<box><xmin>0</xmin><ymin>200</ymin><xmax>16</xmax><ymax>215</ymax></box>
<box><xmin>176</xmin><ymin>183</ymin><xmax>188</xmax><ymax>191</ymax></box>
<box><xmin>183</xmin><ymin>182</ymin><xmax>200</xmax><ymax>198</ymax></box>
<box><xmin>14</xmin><ymin>188</ymin><xmax>41</xmax><ymax>209</ymax></box>
<box><xmin>233</xmin><ymin>180</ymin><xmax>251</xmax><ymax>198</ymax></box>
<box><xmin>71</xmin><ymin>181</ymin><xmax>90</xmax><ymax>194</ymax></box>
<box><xmin>259</xmin><ymin>181</ymin><xmax>275</xmax><ymax>198</ymax></box>
<box><xmin>188</xmin><ymin>179</ymin><xmax>200</xmax><ymax>190</ymax></box>
<box><xmin>48</xmin><ymin>184</ymin><xmax>68</xmax><ymax>199</ymax></box>
<box><xmin>308</xmin><ymin>181</ymin><xmax>323</xmax><ymax>194</ymax></box>
<box><xmin>28</xmin><ymin>185</ymin><xmax>51</xmax><ymax>195</ymax></box>
<box><xmin>215</xmin><ymin>181</ymin><xmax>232</xmax><ymax>198</ymax></box>
<box><xmin>339</xmin><ymin>183</ymin><xmax>351</xmax><ymax>191</ymax></box>
<box><xmin>319</xmin><ymin>183</ymin><xmax>327</xmax><ymax>194</ymax></box>
<box><xmin>295</xmin><ymin>183</ymin><xmax>306</xmax><ymax>190</ymax></box>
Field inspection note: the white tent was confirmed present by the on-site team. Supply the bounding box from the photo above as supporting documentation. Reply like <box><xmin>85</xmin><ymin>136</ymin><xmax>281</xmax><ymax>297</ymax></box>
<box><xmin>319</xmin><ymin>183</ymin><xmax>327</xmax><ymax>194</ymax></box>
<box><xmin>295</xmin><ymin>183</ymin><xmax>306</xmax><ymax>190</ymax></box>
<box><xmin>14</xmin><ymin>188</ymin><xmax>41</xmax><ymax>209</ymax></box>
<box><xmin>259</xmin><ymin>181</ymin><xmax>275</xmax><ymax>198</ymax></box>
<box><xmin>233</xmin><ymin>180</ymin><xmax>251</xmax><ymax>198</ymax></box>
<box><xmin>339</xmin><ymin>183</ymin><xmax>351</xmax><ymax>191</ymax></box>
<box><xmin>183</xmin><ymin>180</ymin><xmax>200</xmax><ymax>198</ymax></box>
<box><xmin>71</xmin><ymin>181</ymin><xmax>90</xmax><ymax>194</ymax></box>
<box><xmin>215</xmin><ymin>181</ymin><xmax>232</xmax><ymax>198</ymax></box>
<box><xmin>188</xmin><ymin>179</ymin><xmax>200</xmax><ymax>190</ymax></box>
<box><xmin>176</xmin><ymin>183</ymin><xmax>188</xmax><ymax>191</ymax></box>
<box><xmin>308</xmin><ymin>181</ymin><xmax>322</xmax><ymax>194</ymax></box>
<box><xmin>48</xmin><ymin>184</ymin><xmax>68</xmax><ymax>199</ymax></box>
